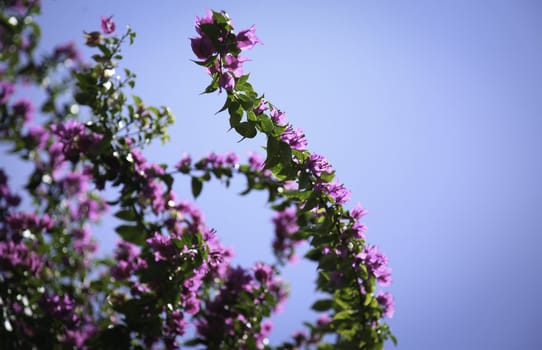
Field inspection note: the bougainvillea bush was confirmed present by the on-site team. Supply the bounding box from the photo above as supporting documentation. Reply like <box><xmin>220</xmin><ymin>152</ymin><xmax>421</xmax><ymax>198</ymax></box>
<box><xmin>0</xmin><ymin>2</ymin><xmax>395</xmax><ymax>349</ymax></box>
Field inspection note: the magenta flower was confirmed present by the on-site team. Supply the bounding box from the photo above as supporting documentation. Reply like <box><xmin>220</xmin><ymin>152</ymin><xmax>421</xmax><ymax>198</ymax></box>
<box><xmin>218</xmin><ymin>72</ymin><xmax>235</xmax><ymax>92</ymax></box>
<box><xmin>27</xmin><ymin>125</ymin><xmax>49</xmax><ymax>150</ymax></box>
<box><xmin>351</xmin><ymin>202</ymin><xmax>368</xmax><ymax>220</ymax></box>
<box><xmin>248</xmin><ymin>152</ymin><xmax>265</xmax><ymax>171</ymax></box>
<box><xmin>357</xmin><ymin>245</ymin><xmax>392</xmax><ymax>286</ymax></box>
<box><xmin>306</xmin><ymin>154</ymin><xmax>333</xmax><ymax>177</ymax></box>
<box><xmin>224</xmin><ymin>152</ymin><xmax>239</xmax><ymax>167</ymax></box>
<box><xmin>270</xmin><ymin>107</ymin><xmax>286</xmax><ymax>125</ymax></box>
<box><xmin>236</xmin><ymin>25</ymin><xmax>262</xmax><ymax>50</ymax></box>
<box><xmin>167</xmin><ymin>310</ymin><xmax>188</xmax><ymax>335</ymax></box>
<box><xmin>223</xmin><ymin>54</ymin><xmax>249</xmax><ymax>77</ymax></box>
<box><xmin>12</xmin><ymin>98</ymin><xmax>34</xmax><ymax>124</ymax></box>
<box><xmin>315</xmin><ymin>180</ymin><xmax>351</xmax><ymax>204</ymax></box>
<box><xmin>280</xmin><ymin>124</ymin><xmax>308</xmax><ymax>150</ymax></box>
<box><xmin>62</xmin><ymin>172</ymin><xmax>89</xmax><ymax>196</ymax></box>
<box><xmin>254</xmin><ymin>98</ymin><xmax>268</xmax><ymax>114</ymax></box>
<box><xmin>376</xmin><ymin>292</ymin><xmax>395</xmax><ymax>317</ymax></box>
<box><xmin>111</xmin><ymin>240</ymin><xmax>146</xmax><ymax>280</ymax></box>
<box><xmin>350</xmin><ymin>221</ymin><xmax>368</xmax><ymax>240</ymax></box>
<box><xmin>191</xmin><ymin>36</ymin><xmax>215</xmax><ymax>60</ymax></box>
<box><xmin>317</xmin><ymin>314</ymin><xmax>331</xmax><ymax>327</ymax></box>
<box><xmin>53</xmin><ymin>41</ymin><xmax>80</xmax><ymax>61</ymax></box>
<box><xmin>0</xmin><ymin>81</ymin><xmax>15</xmax><ymax>104</ymax></box>
<box><xmin>195</xmin><ymin>10</ymin><xmax>214</xmax><ymax>35</ymax></box>
<box><xmin>272</xmin><ymin>208</ymin><xmax>301</xmax><ymax>261</ymax></box>
<box><xmin>100</xmin><ymin>15</ymin><xmax>115</xmax><ymax>34</ymax></box>
<box><xmin>175</xmin><ymin>153</ymin><xmax>192</xmax><ymax>172</ymax></box>
<box><xmin>253</xmin><ymin>262</ymin><xmax>274</xmax><ymax>284</ymax></box>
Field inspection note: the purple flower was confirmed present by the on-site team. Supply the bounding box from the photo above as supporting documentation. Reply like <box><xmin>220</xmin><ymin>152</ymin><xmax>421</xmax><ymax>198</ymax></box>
<box><xmin>248</xmin><ymin>152</ymin><xmax>265</xmax><ymax>171</ymax></box>
<box><xmin>357</xmin><ymin>245</ymin><xmax>392</xmax><ymax>286</ymax></box>
<box><xmin>27</xmin><ymin>125</ymin><xmax>49</xmax><ymax>149</ymax></box>
<box><xmin>236</xmin><ymin>25</ymin><xmax>262</xmax><ymax>50</ymax></box>
<box><xmin>280</xmin><ymin>124</ymin><xmax>308</xmax><ymax>151</ymax></box>
<box><xmin>272</xmin><ymin>208</ymin><xmax>301</xmax><ymax>261</ymax></box>
<box><xmin>100</xmin><ymin>16</ymin><xmax>115</xmax><ymax>34</ymax></box>
<box><xmin>175</xmin><ymin>153</ymin><xmax>192</xmax><ymax>172</ymax></box>
<box><xmin>314</xmin><ymin>180</ymin><xmax>351</xmax><ymax>205</ymax></box>
<box><xmin>351</xmin><ymin>203</ymin><xmax>368</xmax><ymax>220</ymax></box>
<box><xmin>111</xmin><ymin>240</ymin><xmax>146</xmax><ymax>280</ymax></box>
<box><xmin>63</xmin><ymin>323</ymin><xmax>96</xmax><ymax>348</ymax></box>
<box><xmin>350</xmin><ymin>221</ymin><xmax>367</xmax><ymax>240</ymax></box>
<box><xmin>62</xmin><ymin>172</ymin><xmax>89</xmax><ymax>196</ymax></box>
<box><xmin>205</xmin><ymin>152</ymin><xmax>224</xmax><ymax>168</ymax></box>
<box><xmin>270</xmin><ymin>107</ymin><xmax>286</xmax><ymax>125</ymax></box>
<box><xmin>146</xmin><ymin>232</ymin><xmax>178</xmax><ymax>262</ymax></box>
<box><xmin>51</xmin><ymin>120</ymin><xmax>95</xmax><ymax>162</ymax></box>
<box><xmin>183</xmin><ymin>295</ymin><xmax>201</xmax><ymax>315</ymax></box>
<box><xmin>253</xmin><ymin>262</ymin><xmax>274</xmax><ymax>285</ymax></box>
<box><xmin>317</xmin><ymin>314</ymin><xmax>331</xmax><ymax>327</ymax></box>
<box><xmin>224</xmin><ymin>152</ymin><xmax>240</xmax><ymax>167</ymax></box>
<box><xmin>254</xmin><ymin>98</ymin><xmax>268</xmax><ymax>115</ymax></box>
<box><xmin>72</xmin><ymin>196</ymin><xmax>107</xmax><ymax>222</ymax></box>
<box><xmin>0</xmin><ymin>241</ymin><xmax>43</xmax><ymax>274</ymax></box>
<box><xmin>42</xmin><ymin>294</ymin><xmax>79</xmax><ymax>327</ymax></box>
<box><xmin>12</xmin><ymin>98</ymin><xmax>34</xmax><ymax>124</ymax></box>
<box><xmin>167</xmin><ymin>310</ymin><xmax>188</xmax><ymax>335</ymax></box>
<box><xmin>54</xmin><ymin>41</ymin><xmax>80</xmax><ymax>61</ymax></box>
<box><xmin>256</xmin><ymin>320</ymin><xmax>273</xmax><ymax>346</ymax></box>
<box><xmin>226</xmin><ymin>265</ymin><xmax>254</xmax><ymax>293</ymax></box>
<box><xmin>195</xmin><ymin>10</ymin><xmax>215</xmax><ymax>35</ymax></box>
<box><xmin>223</xmin><ymin>54</ymin><xmax>249</xmax><ymax>77</ymax></box>
<box><xmin>376</xmin><ymin>291</ymin><xmax>395</xmax><ymax>317</ymax></box>
<box><xmin>191</xmin><ymin>36</ymin><xmax>215</xmax><ymax>60</ymax></box>
<box><xmin>306</xmin><ymin>154</ymin><xmax>333</xmax><ymax>177</ymax></box>
<box><xmin>273</xmin><ymin>208</ymin><xmax>299</xmax><ymax>237</ymax></box>
<box><xmin>218</xmin><ymin>72</ymin><xmax>235</xmax><ymax>92</ymax></box>
<box><xmin>71</xmin><ymin>227</ymin><xmax>97</xmax><ymax>255</ymax></box>
<box><xmin>0</xmin><ymin>81</ymin><xmax>15</xmax><ymax>104</ymax></box>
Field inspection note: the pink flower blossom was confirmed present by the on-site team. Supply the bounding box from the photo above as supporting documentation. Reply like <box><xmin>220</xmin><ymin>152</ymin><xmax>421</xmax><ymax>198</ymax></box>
<box><xmin>100</xmin><ymin>16</ymin><xmax>115</xmax><ymax>34</ymax></box>
<box><xmin>236</xmin><ymin>25</ymin><xmax>262</xmax><ymax>50</ymax></box>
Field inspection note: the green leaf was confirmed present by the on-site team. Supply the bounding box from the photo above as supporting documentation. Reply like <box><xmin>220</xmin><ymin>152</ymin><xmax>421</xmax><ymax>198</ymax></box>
<box><xmin>114</xmin><ymin>209</ymin><xmax>137</xmax><ymax>221</ymax></box>
<box><xmin>236</xmin><ymin>92</ymin><xmax>255</xmax><ymax>110</ymax></box>
<box><xmin>235</xmin><ymin>121</ymin><xmax>257</xmax><ymax>138</ymax></box>
<box><xmin>183</xmin><ymin>338</ymin><xmax>206</xmax><ymax>347</ymax></box>
<box><xmin>235</xmin><ymin>74</ymin><xmax>251</xmax><ymax>91</ymax></box>
<box><xmin>115</xmin><ymin>225</ymin><xmax>146</xmax><ymax>246</ymax></box>
<box><xmin>305</xmin><ymin>248</ymin><xmax>322</xmax><ymax>261</ymax></box>
<box><xmin>320</xmin><ymin>171</ymin><xmax>335</xmax><ymax>183</ymax></box>
<box><xmin>333</xmin><ymin>309</ymin><xmax>353</xmax><ymax>321</ymax></box>
<box><xmin>259</xmin><ymin>115</ymin><xmax>274</xmax><ymax>133</ymax></box>
<box><xmin>162</xmin><ymin>173</ymin><xmax>174</xmax><ymax>191</ymax></box>
<box><xmin>318</xmin><ymin>254</ymin><xmax>336</xmax><ymax>271</ymax></box>
<box><xmin>312</xmin><ymin>299</ymin><xmax>333</xmax><ymax>312</ymax></box>
<box><xmin>216</xmin><ymin>95</ymin><xmax>232</xmax><ymax>114</ymax></box>
<box><xmin>202</xmin><ymin>74</ymin><xmax>219</xmax><ymax>94</ymax></box>
<box><xmin>228</xmin><ymin>101</ymin><xmax>243</xmax><ymax>128</ymax></box>
<box><xmin>303</xmin><ymin>192</ymin><xmax>320</xmax><ymax>211</ymax></box>
<box><xmin>191</xmin><ymin>176</ymin><xmax>203</xmax><ymax>198</ymax></box>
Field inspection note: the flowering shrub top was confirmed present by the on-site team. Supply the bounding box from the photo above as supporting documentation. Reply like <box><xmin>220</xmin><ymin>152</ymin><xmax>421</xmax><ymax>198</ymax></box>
<box><xmin>0</xmin><ymin>2</ymin><xmax>395</xmax><ymax>349</ymax></box>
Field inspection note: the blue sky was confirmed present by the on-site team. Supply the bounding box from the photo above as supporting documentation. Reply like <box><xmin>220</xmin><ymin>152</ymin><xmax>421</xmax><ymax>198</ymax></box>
<box><xmin>4</xmin><ymin>0</ymin><xmax>542</xmax><ymax>348</ymax></box>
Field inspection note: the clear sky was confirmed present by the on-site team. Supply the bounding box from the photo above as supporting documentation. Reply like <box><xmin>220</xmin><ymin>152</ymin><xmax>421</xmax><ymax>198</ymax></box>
<box><xmin>4</xmin><ymin>0</ymin><xmax>542</xmax><ymax>349</ymax></box>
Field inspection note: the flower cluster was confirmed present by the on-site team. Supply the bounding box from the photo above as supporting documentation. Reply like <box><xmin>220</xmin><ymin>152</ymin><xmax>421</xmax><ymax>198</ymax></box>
<box><xmin>191</xmin><ymin>10</ymin><xmax>261</xmax><ymax>92</ymax></box>
<box><xmin>357</xmin><ymin>245</ymin><xmax>393</xmax><ymax>286</ymax></box>
<box><xmin>190</xmin><ymin>9</ymin><xmax>396</xmax><ymax>347</ymax></box>
<box><xmin>51</xmin><ymin>120</ymin><xmax>104</xmax><ymax>163</ymax></box>
<box><xmin>272</xmin><ymin>208</ymin><xmax>302</xmax><ymax>262</ymax></box>
<box><xmin>111</xmin><ymin>240</ymin><xmax>147</xmax><ymax>280</ymax></box>
<box><xmin>195</xmin><ymin>263</ymin><xmax>287</xmax><ymax>349</ymax></box>
<box><xmin>0</xmin><ymin>7</ymin><xmax>396</xmax><ymax>349</ymax></box>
